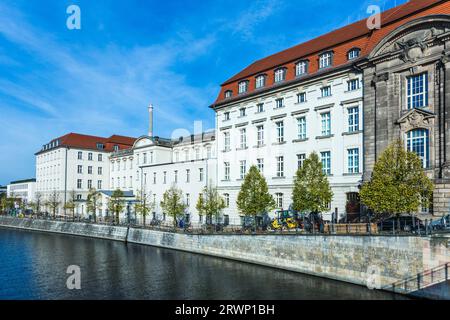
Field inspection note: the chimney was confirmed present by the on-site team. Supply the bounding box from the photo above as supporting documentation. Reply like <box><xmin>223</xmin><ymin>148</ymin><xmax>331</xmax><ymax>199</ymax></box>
<box><xmin>148</xmin><ymin>104</ymin><xmax>154</xmax><ymax>137</ymax></box>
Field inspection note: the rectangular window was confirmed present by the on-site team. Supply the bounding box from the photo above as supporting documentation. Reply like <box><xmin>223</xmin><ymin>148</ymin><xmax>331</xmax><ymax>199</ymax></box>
<box><xmin>77</xmin><ymin>179</ymin><xmax>82</xmax><ymax>189</ymax></box>
<box><xmin>143</xmin><ymin>153</ymin><xmax>147</xmax><ymax>164</ymax></box>
<box><xmin>98</xmin><ymin>167</ymin><xmax>103</xmax><ymax>175</ymax></box>
<box><xmin>195</xmin><ymin>148</ymin><xmax>200</xmax><ymax>160</ymax></box>
<box><xmin>223</xmin><ymin>194</ymin><xmax>230</xmax><ymax>207</ymax></box>
<box><xmin>347</xmin><ymin>148</ymin><xmax>360</xmax><ymax>174</ymax></box>
<box><xmin>88</xmin><ymin>166</ymin><xmax>93</xmax><ymax>174</ymax></box>
<box><xmin>257</xmin><ymin>158</ymin><xmax>264</xmax><ymax>173</ymax></box>
<box><xmin>88</xmin><ymin>153</ymin><xmax>93</xmax><ymax>161</ymax></box>
<box><xmin>224</xmin><ymin>132</ymin><xmax>230</xmax><ymax>151</ymax></box>
<box><xmin>186</xmin><ymin>194</ymin><xmax>190</xmax><ymax>207</ymax></box>
<box><xmin>321</xmin><ymin>112</ymin><xmax>331</xmax><ymax>136</ymax></box>
<box><xmin>297</xmin><ymin>117</ymin><xmax>306</xmax><ymax>140</ymax></box>
<box><xmin>153</xmin><ymin>172</ymin><xmax>156</xmax><ymax>184</ymax></box>
<box><xmin>174</xmin><ymin>170</ymin><xmax>178</xmax><ymax>183</ymax></box>
<box><xmin>347</xmin><ymin>79</ymin><xmax>360</xmax><ymax>91</ymax></box>
<box><xmin>186</xmin><ymin>169</ymin><xmax>190</xmax><ymax>183</ymax></box>
<box><xmin>239</xmin><ymin>107</ymin><xmax>246</xmax><ymax>117</ymax></box>
<box><xmin>199</xmin><ymin>168</ymin><xmax>204</xmax><ymax>182</ymax></box>
<box><xmin>297</xmin><ymin>92</ymin><xmax>306</xmax><ymax>103</ymax></box>
<box><xmin>239</xmin><ymin>128</ymin><xmax>247</xmax><ymax>149</ymax></box>
<box><xmin>275</xmin><ymin>98</ymin><xmax>284</xmax><ymax>109</ymax></box>
<box><xmin>321</xmin><ymin>151</ymin><xmax>331</xmax><ymax>175</ymax></box>
<box><xmin>296</xmin><ymin>61</ymin><xmax>307</xmax><ymax>76</ymax></box>
<box><xmin>163</xmin><ymin>171</ymin><xmax>167</xmax><ymax>184</ymax></box>
<box><xmin>238</xmin><ymin>81</ymin><xmax>248</xmax><ymax>94</ymax></box>
<box><xmin>97</xmin><ymin>180</ymin><xmax>102</xmax><ymax>189</ymax></box>
<box><xmin>276</xmin><ymin>193</ymin><xmax>283</xmax><ymax>209</ymax></box>
<box><xmin>257</xmin><ymin>103</ymin><xmax>264</xmax><ymax>113</ymax></box>
<box><xmin>348</xmin><ymin>107</ymin><xmax>360</xmax><ymax>132</ymax></box>
<box><xmin>407</xmin><ymin>73</ymin><xmax>428</xmax><ymax>109</ymax></box>
<box><xmin>77</xmin><ymin>165</ymin><xmax>82</xmax><ymax>174</ymax></box>
<box><xmin>77</xmin><ymin>152</ymin><xmax>82</xmax><ymax>160</ymax></box>
<box><xmin>224</xmin><ymin>112</ymin><xmax>230</xmax><ymax>121</ymax></box>
<box><xmin>276</xmin><ymin>156</ymin><xmax>284</xmax><ymax>177</ymax></box>
<box><xmin>224</xmin><ymin>162</ymin><xmax>230</xmax><ymax>181</ymax></box>
<box><xmin>297</xmin><ymin>153</ymin><xmax>306</xmax><ymax>169</ymax></box>
<box><xmin>98</xmin><ymin>154</ymin><xmax>102</xmax><ymax>162</ymax></box>
<box><xmin>276</xmin><ymin>121</ymin><xmax>284</xmax><ymax>143</ymax></box>
<box><xmin>321</xmin><ymin>86</ymin><xmax>331</xmax><ymax>97</ymax></box>
<box><xmin>257</xmin><ymin>125</ymin><xmax>264</xmax><ymax>146</ymax></box>
<box><xmin>240</xmin><ymin>160</ymin><xmax>246</xmax><ymax>179</ymax></box>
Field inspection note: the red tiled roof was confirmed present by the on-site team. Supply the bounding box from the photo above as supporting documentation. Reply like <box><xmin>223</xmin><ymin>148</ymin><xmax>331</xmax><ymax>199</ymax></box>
<box><xmin>213</xmin><ymin>0</ymin><xmax>447</xmax><ymax>106</ymax></box>
<box><xmin>37</xmin><ymin>133</ymin><xmax>137</xmax><ymax>154</ymax></box>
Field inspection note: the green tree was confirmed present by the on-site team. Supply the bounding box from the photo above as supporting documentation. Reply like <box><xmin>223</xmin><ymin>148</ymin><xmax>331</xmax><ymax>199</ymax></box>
<box><xmin>360</xmin><ymin>140</ymin><xmax>434</xmax><ymax>220</ymax></box>
<box><xmin>33</xmin><ymin>192</ymin><xmax>43</xmax><ymax>215</ymax></box>
<box><xmin>46</xmin><ymin>191</ymin><xmax>61</xmax><ymax>218</ymax></box>
<box><xmin>292</xmin><ymin>152</ymin><xmax>333</xmax><ymax>214</ymax></box>
<box><xmin>196</xmin><ymin>185</ymin><xmax>226</xmax><ymax>225</ymax></box>
<box><xmin>236</xmin><ymin>165</ymin><xmax>275</xmax><ymax>223</ymax></box>
<box><xmin>86</xmin><ymin>188</ymin><xmax>102</xmax><ymax>222</ymax></box>
<box><xmin>134</xmin><ymin>190</ymin><xmax>155</xmax><ymax>226</ymax></box>
<box><xmin>63</xmin><ymin>190</ymin><xmax>77</xmax><ymax>221</ymax></box>
<box><xmin>107</xmin><ymin>189</ymin><xmax>125</xmax><ymax>224</ymax></box>
<box><xmin>160</xmin><ymin>185</ymin><xmax>187</xmax><ymax>227</ymax></box>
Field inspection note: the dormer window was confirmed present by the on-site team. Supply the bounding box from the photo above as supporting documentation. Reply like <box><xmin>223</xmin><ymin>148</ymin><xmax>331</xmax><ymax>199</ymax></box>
<box><xmin>274</xmin><ymin>68</ymin><xmax>286</xmax><ymax>83</ymax></box>
<box><xmin>224</xmin><ymin>90</ymin><xmax>233</xmax><ymax>98</ymax></box>
<box><xmin>319</xmin><ymin>51</ymin><xmax>333</xmax><ymax>69</ymax></box>
<box><xmin>255</xmin><ymin>75</ymin><xmax>266</xmax><ymax>89</ymax></box>
<box><xmin>295</xmin><ymin>60</ymin><xmax>308</xmax><ymax>76</ymax></box>
<box><xmin>238</xmin><ymin>81</ymin><xmax>249</xmax><ymax>94</ymax></box>
<box><xmin>113</xmin><ymin>145</ymin><xmax>119</xmax><ymax>152</ymax></box>
<box><xmin>96</xmin><ymin>143</ymin><xmax>105</xmax><ymax>150</ymax></box>
<box><xmin>348</xmin><ymin>48</ymin><xmax>361</xmax><ymax>60</ymax></box>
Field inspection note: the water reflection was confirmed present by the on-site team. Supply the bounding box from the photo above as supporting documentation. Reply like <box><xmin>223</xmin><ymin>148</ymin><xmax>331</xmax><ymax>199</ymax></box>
<box><xmin>0</xmin><ymin>228</ymin><xmax>407</xmax><ymax>300</ymax></box>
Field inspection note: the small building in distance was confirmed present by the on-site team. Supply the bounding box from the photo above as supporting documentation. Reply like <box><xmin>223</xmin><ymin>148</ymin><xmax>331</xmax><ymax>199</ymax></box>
<box><xmin>7</xmin><ymin>178</ymin><xmax>36</xmax><ymax>205</ymax></box>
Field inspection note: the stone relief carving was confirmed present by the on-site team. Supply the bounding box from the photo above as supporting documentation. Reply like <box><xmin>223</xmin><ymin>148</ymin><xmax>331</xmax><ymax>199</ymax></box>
<box><xmin>376</xmin><ymin>23</ymin><xmax>449</xmax><ymax>60</ymax></box>
<box><xmin>397</xmin><ymin>109</ymin><xmax>435</xmax><ymax>132</ymax></box>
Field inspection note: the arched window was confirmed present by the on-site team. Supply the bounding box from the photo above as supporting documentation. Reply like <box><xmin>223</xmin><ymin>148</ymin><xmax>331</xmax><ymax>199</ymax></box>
<box><xmin>319</xmin><ymin>51</ymin><xmax>333</xmax><ymax>69</ymax></box>
<box><xmin>295</xmin><ymin>60</ymin><xmax>308</xmax><ymax>76</ymax></box>
<box><xmin>224</xmin><ymin>90</ymin><xmax>233</xmax><ymax>98</ymax></box>
<box><xmin>238</xmin><ymin>81</ymin><xmax>249</xmax><ymax>94</ymax></box>
<box><xmin>255</xmin><ymin>75</ymin><xmax>266</xmax><ymax>89</ymax></box>
<box><xmin>274</xmin><ymin>68</ymin><xmax>286</xmax><ymax>83</ymax></box>
<box><xmin>406</xmin><ymin>129</ymin><xmax>429</xmax><ymax>168</ymax></box>
<box><xmin>347</xmin><ymin>48</ymin><xmax>361</xmax><ymax>60</ymax></box>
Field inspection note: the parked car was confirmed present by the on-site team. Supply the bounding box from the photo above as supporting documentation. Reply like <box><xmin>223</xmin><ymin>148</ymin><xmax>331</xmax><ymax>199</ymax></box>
<box><xmin>430</xmin><ymin>215</ymin><xmax>450</xmax><ymax>230</ymax></box>
<box><xmin>377</xmin><ymin>215</ymin><xmax>425</xmax><ymax>232</ymax></box>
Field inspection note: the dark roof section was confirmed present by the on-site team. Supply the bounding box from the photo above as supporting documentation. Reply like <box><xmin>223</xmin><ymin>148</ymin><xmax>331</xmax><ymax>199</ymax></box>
<box><xmin>222</xmin><ymin>0</ymin><xmax>443</xmax><ymax>86</ymax></box>
<box><xmin>10</xmin><ymin>178</ymin><xmax>36</xmax><ymax>185</ymax></box>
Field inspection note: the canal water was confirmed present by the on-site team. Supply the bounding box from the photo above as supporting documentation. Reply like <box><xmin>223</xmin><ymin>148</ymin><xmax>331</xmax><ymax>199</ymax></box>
<box><xmin>0</xmin><ymin>228</ymin><xmax>408</xmax><ymax>300</ymax></box>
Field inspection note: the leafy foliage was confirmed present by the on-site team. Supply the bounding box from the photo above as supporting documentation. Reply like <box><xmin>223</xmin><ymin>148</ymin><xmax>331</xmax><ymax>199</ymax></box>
<box><xmin>360</xmin><ymin>140</ymin><xmax>434</xmax><ymax>219</ymax></box>
<box><xmin>107</xmin><ymin>189</ymin><xmax>125</xmax><ymax>224</ymax></box>
<box><xmin>46</xmin><ymin>191</ymin><xmax>61</xmax><ymax>218</ymax></box>
<box><xmin>134</xmin><ymin>190</ymin><xmax>155</xmax><ymax>226</ymax></box>
<box><xmin>160</xmin><ymin>185</ymin><xmax>187</xmax><ymax>227</ymax></box>
<box><xmin>236</xmin><ymin>165</ymin><xmax>275</xmax><ymax>217</ymax></box>
<box><xmin>86</xmin><ymin>188</ymin><xmax>102</xmax><ymax>222</ymax></box>
<box><xmin>63</xmin><ymin>190</ymin><xmax>77</xmax><ymax>220</ymax></box>
<box><xmin>292</xmin><ymin>152</ymin><xmax>333</xmax><ymax>214</ymax></box>
<box><xmin>196</xmin><ymin>185</ymin><xmax>226</xmax><ymax>224</ymax></box>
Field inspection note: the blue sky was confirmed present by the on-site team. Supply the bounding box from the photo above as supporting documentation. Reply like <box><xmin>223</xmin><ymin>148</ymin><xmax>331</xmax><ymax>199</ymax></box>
<box><xmin>0</xmin><ymin>0</ymin><xmax>407</xmax><ymax>185</ymax></box>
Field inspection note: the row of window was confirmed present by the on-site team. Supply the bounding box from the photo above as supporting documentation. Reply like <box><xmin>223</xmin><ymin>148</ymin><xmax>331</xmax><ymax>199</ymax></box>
<box><xmin>223</xmin><ymin>148</ymin><xmax>360</xmax><ymax>180</ymax></box>
<box><xmin>223</xmin><ymin>107</ymin><xmax>360</xmax><ymax>150</ymax></box>
<box><xmin>224</xmin><ymin>81</ymin><xmax>360</xmax><ymax>122</ymax></box>
<box><xmin>77</xmin><ymin>165</ymin><xmax>103</xmax><ymax>175</ymax></box>
<box><xmin>76</xmin><ymin>179</ymin><xmax>103</xmax><ymax>190</ymax></box>
<box><xmin>139</xmin><ymin>168</ymin><xmax>205</xmax><ymax>186</ymax></box>
<box><xmin>77</xmin><ymin>151</ymin><xmax>103</xmax><ymax>162</ymax></box>
<box><xmin>226</xmin><ymin>48</ymin><xmax>361</xmax><ymax>98</ymax></box>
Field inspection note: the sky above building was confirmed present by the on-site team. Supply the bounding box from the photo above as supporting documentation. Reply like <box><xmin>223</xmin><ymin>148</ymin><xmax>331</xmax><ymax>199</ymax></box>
<box><xmin>0</xmin><ymin>0</ymin><xmax>407</xmax><ymax>184</ymax></box>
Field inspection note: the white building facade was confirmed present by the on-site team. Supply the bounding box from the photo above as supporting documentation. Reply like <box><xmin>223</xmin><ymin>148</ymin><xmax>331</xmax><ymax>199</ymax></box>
<box><xmin>7</xmin><ymin>178</ymin><xmax>36</xmax><ymax>205</ymax></box>
<box><xmin>213</xmin><ymin>71</ymin><xmax>363</xmax><ymax>222</ymax></box>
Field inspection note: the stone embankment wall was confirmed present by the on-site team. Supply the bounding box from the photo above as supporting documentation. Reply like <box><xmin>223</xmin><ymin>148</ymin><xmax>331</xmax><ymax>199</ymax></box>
<box><xmin>1</xmin><ymin>216</ymin><xmax>450</xmax><ymax>289</ymax></box>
